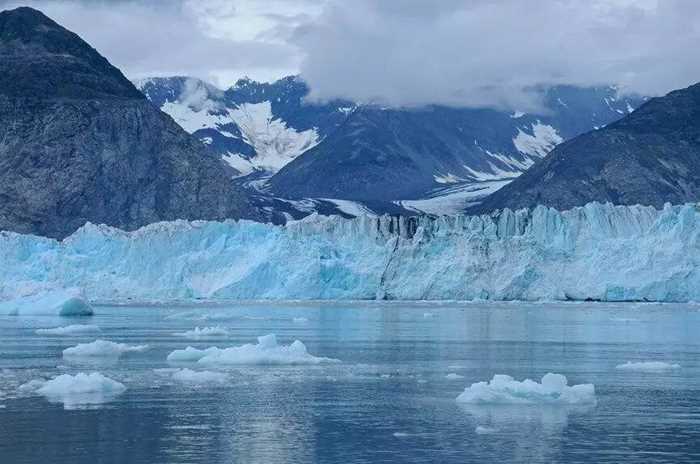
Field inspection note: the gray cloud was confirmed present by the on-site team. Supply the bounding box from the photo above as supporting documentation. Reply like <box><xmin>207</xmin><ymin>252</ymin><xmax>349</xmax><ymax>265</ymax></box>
<box><xmin>3</xmin><ymin>0</ymin><xmax>700</xmax><ymax>110</ymax></box>
<box><xmin>295</xmin><ymin>0</ymin><xmax>700</xmax><ymax>110</ymax></box>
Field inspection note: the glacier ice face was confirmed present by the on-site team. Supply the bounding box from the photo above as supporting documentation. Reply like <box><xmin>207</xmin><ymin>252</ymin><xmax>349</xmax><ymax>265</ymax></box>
<box><xmin>1</xmin><ymin>202</ymin><xmax>699</xmax><ymax>302</ymax></box>
<box><xmin>456</xmin><ymin>373</ymin><xmax>596</xmax><ymax>405</ymax></box>
<box><xmin>0</xmin><ymin>288</ymin><xmax>93</xmax><ymax>316</ymax></box>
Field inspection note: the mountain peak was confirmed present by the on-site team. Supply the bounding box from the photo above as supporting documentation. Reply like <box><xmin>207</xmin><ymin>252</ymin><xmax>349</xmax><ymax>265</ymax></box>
<box><xmin>0</xmin><ymin>6</ymin><xmax>143</xmax><ymax>100</ymax></box>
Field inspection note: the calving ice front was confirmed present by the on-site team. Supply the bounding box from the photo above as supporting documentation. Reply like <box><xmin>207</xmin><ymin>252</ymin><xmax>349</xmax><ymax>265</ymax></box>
<box><xmin>1</xmin><ymin>202</ymin><xmax>698</xmax><ymax>303</ymax></box>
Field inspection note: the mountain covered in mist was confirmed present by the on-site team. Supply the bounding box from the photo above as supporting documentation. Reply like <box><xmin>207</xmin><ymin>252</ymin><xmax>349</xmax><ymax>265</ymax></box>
<box><xmin>137</xmin><ymin>75</ymin><xmax>644</xmax><ymax>215</ymax></box>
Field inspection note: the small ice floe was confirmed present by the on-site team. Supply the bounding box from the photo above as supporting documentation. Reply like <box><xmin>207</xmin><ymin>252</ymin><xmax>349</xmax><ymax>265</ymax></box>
<box><xmin>423</xmin><ymin>312</ymin><xmax>434</xmax><ymax>318</ymax></box>
<box><xmin>174</xmin><ymin>326</ymin><xmax>229</xmax><ymax>339</ymax></box>
<box><xmin>63</xmin><ymin>340</ymin><xmax>149</xmax><ymax>359</ymax></box>
<box><xmin>615</xmin><ymin>361</ymin><xmax>680</xmax><ymax>372</ymax></box>
<box><xmin>19</xmin><ymin>372</ymin><xmax>125</xmax><ymax>409</ymax></box>
<box><xmin>475</xmin><ymin>426</ymin><xmax>498</xmax><ymax>434</ymax></box>
<box><xmin>171</xmin><ymin>368</ymin><xmax>228</xmax><ymax>385</ymax></box>
<box><xmin>36</xmin><ymin>324</ymin><xmax>101</xmax><ymax>336</ymax></box>
<box><xmin>392</xmin><ymin>432</ymin><xmax>410</xmax><ymax>438</ymax></box>
<box><xmin>0</xmin><ymin>288</ymin><xmax>93</xmax><ymax>316</ymax></box>
<box><xmin>292</xmin><ymin>317</ymin><xmax>309</xmax><ymax>323</ymax></box>
<box><xmin>456</xmin><ymin>373</ymin><xmax>596</xmax><ymax>405</ymax></box>
<box><xmin>167</xmin><ymin>334</ymin><xmax>340</xmax><ymax>366</ymax></box>
<box><xmin>445</xmin><ymin>373</ymin><xmax>465</xmax><ymax>380</ymax></box>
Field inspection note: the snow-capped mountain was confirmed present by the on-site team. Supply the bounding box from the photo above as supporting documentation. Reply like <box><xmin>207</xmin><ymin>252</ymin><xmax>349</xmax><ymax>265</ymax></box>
<box><xmin>137</xmin><ymin>76</ymin><xmax>644</xmax><ymax>216</ymax></box>
<box><xmin>473</xmin><ymin>81</ymin><xmax>700</xmax><ymax>213</ymax></box>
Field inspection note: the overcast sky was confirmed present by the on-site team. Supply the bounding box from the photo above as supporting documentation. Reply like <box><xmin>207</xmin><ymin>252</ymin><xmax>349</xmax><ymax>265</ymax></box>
<box><xmin>3</xmin><ymin>0</ymin><xmax>700</xmax><ymax>110</ymax></box>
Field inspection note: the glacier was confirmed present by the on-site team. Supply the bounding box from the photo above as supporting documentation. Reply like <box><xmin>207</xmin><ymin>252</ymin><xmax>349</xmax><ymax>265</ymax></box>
<box><xmin>0</xmin><ymin>202</ymin><xmax>699</xmax><ymax>302</ymax></box>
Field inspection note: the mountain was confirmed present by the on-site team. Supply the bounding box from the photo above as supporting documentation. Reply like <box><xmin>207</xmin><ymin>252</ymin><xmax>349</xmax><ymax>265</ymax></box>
<box><xmin>473</xmin><ymin>82</ymin><xmax>700</xmax><ymax>213</ymax></box>
<box><xmin>137</xmin><ymin>76</ymin><xmax>644</xmax><ymax>214</ymax></box>
<box><xmin>0</xmin><ymin>7</ymin><xmax>257</xmax><ymax>239</ymax></box>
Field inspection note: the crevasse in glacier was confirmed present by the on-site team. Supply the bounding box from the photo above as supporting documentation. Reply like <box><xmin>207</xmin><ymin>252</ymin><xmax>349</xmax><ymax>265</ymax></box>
<box><xmin>0</xmin><ymin>202</ymin><xmax>698</xmax><ymax>302</ymax></box>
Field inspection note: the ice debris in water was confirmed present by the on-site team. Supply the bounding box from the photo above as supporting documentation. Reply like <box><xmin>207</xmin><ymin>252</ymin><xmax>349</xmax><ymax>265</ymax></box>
<box><xmin>456</xmin><ymin>373</ymin><xmax>596</xmax><ymax>405</ymax></box>
<box><xmin>36</xmin><ymin>324</ymin><xmax>101</xmax><ymax>336</ymax></box>
<box><xmin>167</xmin><ymin>334</ymin><xmax>340</xmax><ymax>366</ymax></box>
<box><xmin>63</xmin><ymin>340</ymin><xmax>149</xmax><ymax>358</ymax></box>
<box><xmin>19</xmin><ymin>372</ymin><xmax>125</xmax><ymax>409</ymax></box>
<box><xmin>174</xmin><ymin>326</ymin><xmax>229</xmax><ymax>339</ymax></box>
<box><xmin>446</xmin><ymin>373</ymin><xmax>465</xmax><ymax>380</ymax></box>
<box><xmin>171</xmin><ymin>368</ymin><xmax>228</xmax><ymax>385</ymax></box>
<box><xmin>0</xmin><ymin>288</ymin><xmax>92</xmax><ymax>316</ymax></box>
<box><xmin>616</xmin><ymin>361</ymin><xmax>681</xmax><ymax>371</ymax></box>
<box><xmin>292</xmin><ymin>317</ymin><xmax>309</xmax><ymax>323</ymax></box>
<box><xmin>475</xmin><ymin>426</ymin><xmax>498</xmax><ymax>434</ymax></box>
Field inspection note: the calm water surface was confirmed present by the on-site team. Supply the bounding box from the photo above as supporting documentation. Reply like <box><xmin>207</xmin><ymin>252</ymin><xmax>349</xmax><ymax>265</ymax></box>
<box><xmin>1</xmin><ymin>301</ymin><xmax>699</xmax><ymax>463</ymax></box>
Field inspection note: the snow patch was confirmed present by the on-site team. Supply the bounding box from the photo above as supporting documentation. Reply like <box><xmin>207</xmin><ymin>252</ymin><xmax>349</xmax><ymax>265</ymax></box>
<box><xmin>456</xmin><ymin>374</ymin><xmax>596</xmax><ymax>405</ymax></box>
<box><xmin>167</xmin><ymin>334</ymin><xmax>339</xmax><ymax>366</ymax></box>
<box><xmin>224</xmin><ymin>101</ymin><xmax>319</xmax><ymax>177</ymax></box>
<box><xmin>512</xmin><ymin>122</ymin><xmax>563</xmax><ymax>158</ymax></box>
<box><xmin>63</xmin><ymin>340</ymin><xmax>149</xmax><ymax>359</ymax></box>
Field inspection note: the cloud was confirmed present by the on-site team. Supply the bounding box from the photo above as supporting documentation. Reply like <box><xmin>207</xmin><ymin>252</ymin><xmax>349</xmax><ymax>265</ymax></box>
<box><xmin>0</xmin><ymin>0</ymin><xmax>311</xmax><ymax>85</ymax></box>
<box><xmin>3</xmin><ymin>0</ymin><xmax>700</xmax><ymax>109</ymax></box>
<box><xmin>294</xmin><ymin>0</ymin><xmax>700</xmax><ymax>110</ymax></box>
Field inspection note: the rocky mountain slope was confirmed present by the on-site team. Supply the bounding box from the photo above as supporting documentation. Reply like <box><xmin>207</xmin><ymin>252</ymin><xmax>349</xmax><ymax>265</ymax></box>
<box><xmin>0</xmin><ymin>7</ymin><xmax>257</xmax><ymax>239</ymax></box>
<box><xmin>473</xmin><ymin>82</ymin><xmax>700</xmax><ymax>213</ymax></box>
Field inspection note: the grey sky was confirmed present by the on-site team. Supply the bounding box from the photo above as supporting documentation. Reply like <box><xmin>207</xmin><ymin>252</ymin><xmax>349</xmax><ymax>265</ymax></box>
<box><xmin>2</xmin><ymin>0</ymin><xmax>700</xmax><ymax>110</ymax></box>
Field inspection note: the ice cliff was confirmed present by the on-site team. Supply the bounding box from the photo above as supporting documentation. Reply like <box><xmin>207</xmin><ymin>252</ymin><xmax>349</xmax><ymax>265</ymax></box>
<box><xmin>0</xmin><ymin>202</ymin><xmax>698</xmax><ymax>302</ymax></box>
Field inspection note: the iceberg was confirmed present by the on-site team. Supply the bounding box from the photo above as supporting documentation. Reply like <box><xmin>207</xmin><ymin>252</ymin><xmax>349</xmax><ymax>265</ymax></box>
<box><xmin>19</xmin><ymin>372</ymin><xmax>126</xmax><ymax>409</ymax></box>
<box><xmin>1</xmin><ymin>202</ymin><xmax>700</xmax><ymax>302</ymax></box>
<box><xmin>167</xmin><ymin>334</ymin><xmax>340</xmax><ymax>366</ymax></box>
<box><xmin>0</xmin><ymin>288</ymin><xmax>93</xmax><ymax>316</ymax></box>
<box><xmin>456</xmin><ymin>374</ymin><xmax>596</xmax><ymax>405</ymax></box>
<box><xmin>63</xmin><ymin>340</ymin><xmax>149</xmax><ymax>359</ymax></box>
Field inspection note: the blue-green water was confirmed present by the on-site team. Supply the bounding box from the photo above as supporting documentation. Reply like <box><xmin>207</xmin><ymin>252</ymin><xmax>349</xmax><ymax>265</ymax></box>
<box><xmin>1</xmin><ymin>302</ymin><xmax>700</xmax><ymax>463</ymax></box>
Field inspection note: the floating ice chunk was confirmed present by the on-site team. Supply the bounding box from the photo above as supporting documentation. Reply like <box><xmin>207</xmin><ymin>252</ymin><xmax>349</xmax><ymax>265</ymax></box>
<box><xmin>423</xmin><ymin>312</ymin><xmax>434</xmax><ymax>318</ymax></box>
<box><xmin>63</xmin><ymin>340</ymin><xmax>149</xmax><ymax>359</ymax></box>
<box><xmin>456</xmin><ymin>374</ymin><xmax>596</xmax><ymax>405</ymax></box>
<box><xmin>292</xmin><ymin>317</ymin><xmax>309</xmax><ymax>323</ymax></box>
<box><xmin>167</xmin><ymin>334</ymin><xmax>340</xmax><ymax>366</ymax></box>
<box><xmin>20</xmin><ymin>372</ymin><xmax>125</xmax><ymax>409</ymax></box>
<box><xmin>167</xmin><ymin>346</ymin><xmax>219</xmax><ymax>362</ymax></box>
<box><xmin>616</xmin><ymin>361</ymin><xmax>681</xmax><ymax>371</ymax></box>
<box><xmin>36</xmin><ymin>325</ymin><xmax>101</xmax><ymax>336</ymax></box>
<box><xmin>446</xmin><ymin>373</ymin><xmax>465</xmax><ymax>380</ymax></box>
<box><xmin>174</xmin><ymin>326</ymin><xmax>229</xmax><ymax>339</ymax></box>
<box><xmin>475</xmin><ymin>426</ymin><xmax>498</xmax><ymax>434</ymax></box>
<box><xmin>0</xmin><ymin>288</ymin><xmax>92</xmax><ymax>316</ymax></box>
<box><xmin>171</xmin><ymin>368</ymin><xmax>228</xmax><ymax>385</ymax></box>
